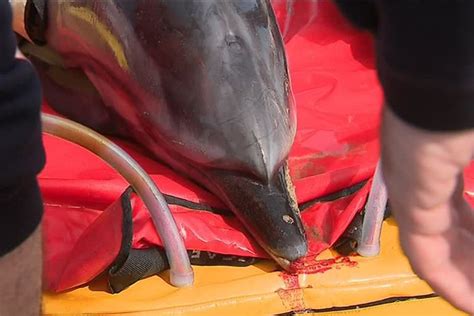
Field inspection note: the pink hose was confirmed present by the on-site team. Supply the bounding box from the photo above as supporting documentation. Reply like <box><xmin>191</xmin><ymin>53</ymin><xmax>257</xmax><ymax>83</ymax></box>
<box><xmin>357</xmin><ymin>160</ymin><xmax>388</xmax><ymax>257</ymax></box>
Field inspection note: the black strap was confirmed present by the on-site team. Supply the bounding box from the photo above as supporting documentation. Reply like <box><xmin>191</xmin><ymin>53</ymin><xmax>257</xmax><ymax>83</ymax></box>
<box><xmin>108</xmin><ymin>248</ymin><xmax>169</xmax><ymax>294</ymax></box>
<box><xmin>107</xmin><ymin>247</ymin><xmax>259</xmax><ymax>293</ymax></box>
<box><xmin>106</xmin><ymin>186</ymin><xmax>258</xmax><ymax>293</ymax></box>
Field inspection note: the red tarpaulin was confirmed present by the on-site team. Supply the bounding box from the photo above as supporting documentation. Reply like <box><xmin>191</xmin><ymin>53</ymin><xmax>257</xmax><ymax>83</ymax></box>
<box><xmin>38</xmin><ymin>1</ymin><xmax>474</xmax><ymax>292</ymax></box>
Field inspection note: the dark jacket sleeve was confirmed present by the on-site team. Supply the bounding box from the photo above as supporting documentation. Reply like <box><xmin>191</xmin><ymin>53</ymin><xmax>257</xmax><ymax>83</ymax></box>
<box><xmin>0</xmin><ymin>0</ymin><xmax>45</xmax><ymax>256</ymax></box>
<box><xmin>334</xmin><ymin>0</ymin><xmax>474</xmax><ymax>131</ymax></box>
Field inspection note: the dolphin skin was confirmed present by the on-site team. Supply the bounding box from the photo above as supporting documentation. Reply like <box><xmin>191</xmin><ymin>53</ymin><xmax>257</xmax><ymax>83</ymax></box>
<box><xmin>23</xmin><ymin>0</ymin><xmax>308</xmax><ymax>267</ymax></box>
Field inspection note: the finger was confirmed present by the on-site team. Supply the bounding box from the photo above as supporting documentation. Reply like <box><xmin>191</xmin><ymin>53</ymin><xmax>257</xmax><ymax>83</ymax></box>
<box><xmin>401</xmin><ymin>229</ymin><xmax>474</xmax><ymax>314</ymax></box>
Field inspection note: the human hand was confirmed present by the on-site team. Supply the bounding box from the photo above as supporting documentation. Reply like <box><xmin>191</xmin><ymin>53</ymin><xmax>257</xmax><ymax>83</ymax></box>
<box><xmin>380</xmin><ymin>107</ymin><xmax>474</xmax><ymax>314</ymax></box>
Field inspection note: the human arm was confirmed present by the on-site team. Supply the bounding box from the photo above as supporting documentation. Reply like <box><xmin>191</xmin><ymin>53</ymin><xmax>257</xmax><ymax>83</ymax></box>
<box><xmin>334</xmin><ymin>1</ymin><xmax>474</xmax><ymax>313</ymax></box>
<box><xmin>0</xmin><ymin>0</ymin><xmax>45</xmax><ymax>314</ymax></box>
<box><xmin>381</xmin><ymin>106</ymin><xmax>474</xmax><ymax>314</ymax></box>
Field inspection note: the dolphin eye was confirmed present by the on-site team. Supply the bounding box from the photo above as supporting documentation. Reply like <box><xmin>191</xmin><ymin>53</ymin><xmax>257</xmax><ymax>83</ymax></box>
<box><xmin>225</xmin><ymin>34</ymin><xmax>242</xmax><ymax>51</ymax></box>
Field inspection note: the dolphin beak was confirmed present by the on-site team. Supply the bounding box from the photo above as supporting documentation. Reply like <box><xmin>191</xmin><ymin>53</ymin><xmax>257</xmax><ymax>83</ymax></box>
<box><xmin>209</xmin><ymin>163</ymin><xmax>308</xmax><ymax>267</ymax></box>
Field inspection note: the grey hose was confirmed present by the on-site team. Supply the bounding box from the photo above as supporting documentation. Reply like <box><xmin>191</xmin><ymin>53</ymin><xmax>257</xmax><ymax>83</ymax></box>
<box><xmin>41</xmin><ymin>113</ymin><xmax>194</xmax><ymax>287</ymax></box>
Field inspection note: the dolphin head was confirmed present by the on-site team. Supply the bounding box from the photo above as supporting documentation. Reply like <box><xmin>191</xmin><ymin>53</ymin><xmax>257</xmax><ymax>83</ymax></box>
<box><xmin>39</xmin><ymin>0</ymin><xmax>307</xmax><ymax>265</ymax></box>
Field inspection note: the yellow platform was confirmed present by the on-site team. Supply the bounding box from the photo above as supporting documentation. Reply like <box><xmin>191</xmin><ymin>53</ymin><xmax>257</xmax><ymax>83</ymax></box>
<box><xmin>42</xmin><ymin>219</ymin><xmax>466</xmax><ymax>315</ymax></box>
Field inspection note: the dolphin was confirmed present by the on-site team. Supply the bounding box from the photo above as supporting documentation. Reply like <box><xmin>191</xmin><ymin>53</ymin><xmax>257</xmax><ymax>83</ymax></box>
<box><xmin>20</xmin><ymin>0</ymin><xmax>308</xmax><ymax>267</ymax></box>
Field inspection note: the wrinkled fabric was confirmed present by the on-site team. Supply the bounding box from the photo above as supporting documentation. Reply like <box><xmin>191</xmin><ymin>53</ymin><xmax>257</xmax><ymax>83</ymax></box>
<box><xmin>40</xmin><ymin>1</ymin><xmax>474</xmax><ymax>293</ymax></box>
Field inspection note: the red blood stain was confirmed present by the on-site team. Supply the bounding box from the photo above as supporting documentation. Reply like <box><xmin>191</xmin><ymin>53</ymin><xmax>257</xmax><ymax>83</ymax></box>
<box><xmin>291</xmin><ymin>255</ymin><xmax>357</xmax><ymax>274</ymax></box>
<box><xmin>284</xmin><ymin>255</ymin><xmax>358</xmax><ymax>279</ymax></box>
<box><xmin>279</xmin><ymin>256</ymin><xmax>357</xmax><ymax>292</ymax></box>
<box><xmin>276</xmin><ymin>288</ymin><xmax>306</xmax><ymax>311</ymax></box>
<box><xmin>280</xmin><ymin>272</ymin><xmax>301</xmax><ymax>290</ymax></box>
<box><xmin>277</xmin><ymin>274</ymin><xmax>306</xmax><ymax>311</ymax></box>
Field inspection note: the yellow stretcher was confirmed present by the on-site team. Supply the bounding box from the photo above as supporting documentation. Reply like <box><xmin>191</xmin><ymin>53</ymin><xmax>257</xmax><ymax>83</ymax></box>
<box><xmin>42</xmin><ymin>218</ymin><xmax>466</xmax><ymax>315</ymax></box>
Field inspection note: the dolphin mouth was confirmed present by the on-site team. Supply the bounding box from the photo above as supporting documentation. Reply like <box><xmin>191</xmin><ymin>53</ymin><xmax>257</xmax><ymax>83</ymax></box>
<box><xmin>207</xmin><ymin>163</ymin><xmax>308</xmax><ymax>267</ymax></box>
<box><xmin>266</xmin><ymin>242</ymin><xmax>308</xmax><ymax>272</ymax></box>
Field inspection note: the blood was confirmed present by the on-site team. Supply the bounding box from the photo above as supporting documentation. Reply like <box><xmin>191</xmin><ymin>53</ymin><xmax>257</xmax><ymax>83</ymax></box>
<box><xmin>288</xmin><ymin>255</ymin><xmax>358</xmax><ymax>275</ymax></box>
<box><xmin>280</xmin><ymin>272</ymin><xmax>300</xmax><ymax>289</ymax></box>
<box><xmin>277</xmin><ymin>256</ymin><xmax>357</xmax><ymax>310</ymax></box>
<box><xmin>277</xmin><ymin>273</ymin><xmax>306</xmax><ymax>311</ymax></box>
<box><xmin>278</xmin><ymin>255</ymin><xmax>358</xmax><ymax>296</ymax></box>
